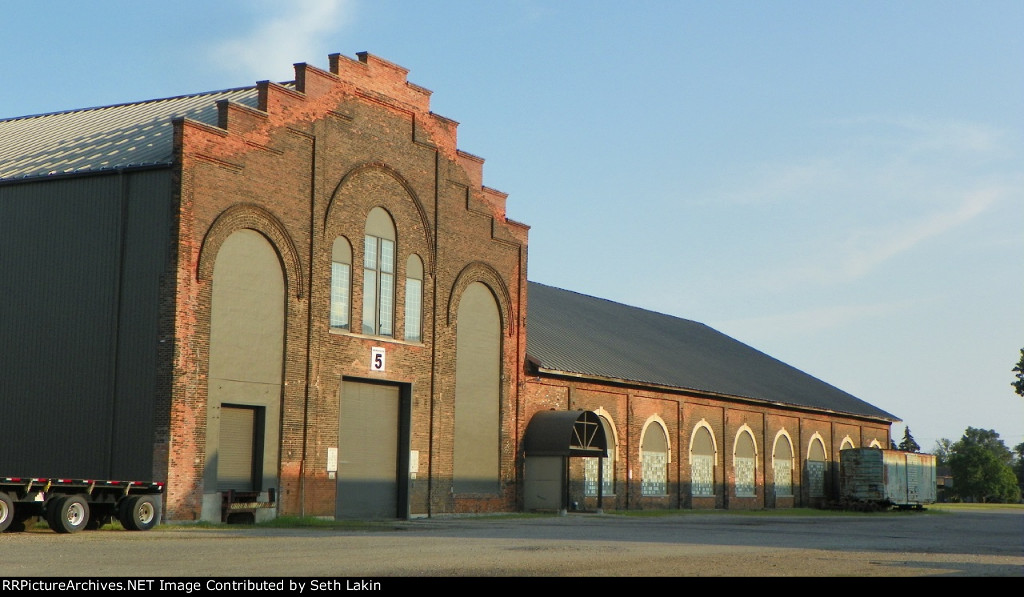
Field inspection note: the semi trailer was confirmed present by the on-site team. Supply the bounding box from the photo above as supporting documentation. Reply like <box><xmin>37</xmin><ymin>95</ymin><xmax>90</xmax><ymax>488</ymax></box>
<box><xmin>0</xmin><ymin>476</ymin><xmax>163</xmax><ymax>534</ymax></box>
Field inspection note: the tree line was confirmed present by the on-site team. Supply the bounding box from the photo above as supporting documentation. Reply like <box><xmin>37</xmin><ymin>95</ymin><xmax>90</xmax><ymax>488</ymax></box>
<box><xmin>890</xmin><ymin>347</ymin><xmax>1024</xmax><ymax>504</ymax></box>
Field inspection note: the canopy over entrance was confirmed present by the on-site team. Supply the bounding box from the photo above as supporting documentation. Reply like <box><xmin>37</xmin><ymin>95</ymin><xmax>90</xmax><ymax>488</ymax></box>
<box><xmin>523</xmin><ymin>410</ymin><xmax>607</xmax><ymax>457</ymax></box>
<box><xmin>522</xmin><ymin>410</ymin><xmax>609</xmax><ymax>513</ymax></box>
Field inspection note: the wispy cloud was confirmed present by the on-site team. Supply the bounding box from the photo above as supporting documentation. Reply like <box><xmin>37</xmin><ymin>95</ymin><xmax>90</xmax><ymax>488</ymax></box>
<box><xmin>838</xmin><ymin>186</ymin><xmax>1003</xmax><ymax>279</ymax></box>
<box><xmin>706</xmin><ymin>115</ymin><xmax>1016</xmax><ymax>290</ymax></box>
<box><xmin>209</xmin><ymin>0</ymin><xmax>353</xmax><ymax>82</ymax></box>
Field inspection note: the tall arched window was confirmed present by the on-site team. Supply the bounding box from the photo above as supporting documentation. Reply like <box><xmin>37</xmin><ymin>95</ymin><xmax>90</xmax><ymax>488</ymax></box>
<box><xmin>404</xmin><ymin>254</ymin><xmax>423</xmax><ymax>342</ymax></box>
<box><xmin>453</xmin><ymin>282</ymin><xmax>501</xmax><ymax>493</ymax></box>
<box><xmin>690</xmin><ymin>424</ymin><xmax>716</xmax><ymax>497</ymax></box>
<box><xmin>330</xmin><ymin>236</ymin><xmax>352</xmax><ymax>330</ymax></box>
<box><xmin>640</xmin><ymin>419</ymin><xmax>668</xmax><ymax>496</ymax></box>
<box><xmin>362</xmin><ymin>207</ymin><xmax>396</xmax><ymax>337</ymax></box>
<box><xmin>734</xmin><ymin>427</ymin><xmax>757</xmax><ymax>497</ymax></box>
<box><xmin>584</xmin><ymin>414</ymin><xmax>616</xmax><ymax>497</ymax></box>
<box><xmin>807</xmin><ymin>435</ymin><xmax>827</xmax><ymax>499</ymax></box>
<box><xmin>772</xmin><ymin>432</ymin><xmax>794</xmax><ymax>498</ymax></box>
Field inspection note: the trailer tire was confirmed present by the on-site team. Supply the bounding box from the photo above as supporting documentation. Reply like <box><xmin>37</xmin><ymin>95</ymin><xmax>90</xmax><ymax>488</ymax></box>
<box><xmin>44</xmin><ymin>496</ymin><xmax>65</xmax><ymax>531</ymax></box>
<box><xmin>0</xmin><ymin>492</ymin><xmax>14</xmax><ymax>533</ymax></box>
<box><xmin>48</xmin><ymin>495</ymin><xmax>90</xmax><ymax>534</ymax></box>
<box><xmin>118</xmin><ymin>495</ymin><xmax>160</xmax><ymax>531</ymax></box>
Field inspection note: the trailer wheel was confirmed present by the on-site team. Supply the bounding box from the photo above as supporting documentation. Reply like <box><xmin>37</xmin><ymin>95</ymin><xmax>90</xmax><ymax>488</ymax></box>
<box><xmin>0</xmin><ymin>492</ymin><xmax>14</xmax><ymax>533</ymax></box>
<box><xmin>118</xmin><ymin>495</ymin><xmax>160</xmax><ymax>531</ymax></box>
<box><xmin>44</xmin><ymin>496</ymin><xmax>65</xmax><ymax>531</ymax></box>
<box><xmin>48</xmin><ymin>495</ymin><xmax>90</xmax><ymax>534</ymax></box>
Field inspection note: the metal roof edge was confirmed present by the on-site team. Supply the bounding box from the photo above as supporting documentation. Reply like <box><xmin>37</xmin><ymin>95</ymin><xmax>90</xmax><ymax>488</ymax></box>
<box><xmin>0</xmin><ymin>84</ymin><xmax>271</xmax><ymax>123</ymax></box>
<box><xmin>0</xmin><ymin>163</ymin><xmax>172</xmax><ymax>186</ymax></box>
<box><xmin>531</xmin><ymin>365</ymin><xmax>900</xmax><ymax>425</ymax></box>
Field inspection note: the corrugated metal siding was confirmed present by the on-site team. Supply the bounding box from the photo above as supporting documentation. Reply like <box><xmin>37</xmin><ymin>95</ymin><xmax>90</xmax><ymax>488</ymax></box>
<box><xmin>108</xmin><ymin>169</ymin><xmax>173</xmax><ymax>478</ymax></box>
<box><xmin>0</xmin><ymin>169</ymin><xmax>172</xmax><ymax>479</ymax></box>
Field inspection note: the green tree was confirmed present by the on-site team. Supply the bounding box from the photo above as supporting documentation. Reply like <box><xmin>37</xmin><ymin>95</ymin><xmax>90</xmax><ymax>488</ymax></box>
<box><xmin>960</xmin><ymin>427</ymin><xmax>1012</xmax><ymax>464</ymax></box>
<box><xmin>1014</xmin><ymin>442</ymin><xmax>1024</xmax><ymax>495</ymax></box>
<box><xmin>933</xmin><ymin>438</ymin><xmax>954</xmax><ymax>466</ymax></box>
<box><xmin>1013</xmin><ymin>347</ymin><xmax>1024</xmax><ymax>397</ymax></box>
<box><xmin>947</xmin><ymin>427</ymin><xmax>1021</xmax><ymax>503</ymax></box>
<box><xmin>898</xmin><ymin>427</ymin><xmax>921</xmax><ymax>452</ymax></box>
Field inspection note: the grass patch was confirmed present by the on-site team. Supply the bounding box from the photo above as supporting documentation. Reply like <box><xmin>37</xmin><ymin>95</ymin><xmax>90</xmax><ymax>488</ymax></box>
<box><xmin>925</xmin><ymin>502</ymin><xmax>1024</xmax><ymax>513</ymax></box>
<box><xmin>605</xmin><ymin>507</ymin><xmax>884</xmax><ymax>517</ymax></box>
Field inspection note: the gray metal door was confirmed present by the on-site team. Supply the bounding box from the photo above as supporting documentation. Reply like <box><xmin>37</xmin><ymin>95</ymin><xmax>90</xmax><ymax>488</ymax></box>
<box><xmin>218</xmin><ymin>406</ymin><xmax>256</xmax><ymax>491</ymax></box>
<box><xmin>337</xmin><ymin>381</ymin><xmax>399</xmax><ymax>519</ymax></box>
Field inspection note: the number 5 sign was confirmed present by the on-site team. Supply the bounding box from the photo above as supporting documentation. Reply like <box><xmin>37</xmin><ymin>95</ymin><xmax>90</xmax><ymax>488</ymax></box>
<box><xmin>370</xmin><ymin>347</ymin><xmax>386</xmax><ymax>372</ymax></box>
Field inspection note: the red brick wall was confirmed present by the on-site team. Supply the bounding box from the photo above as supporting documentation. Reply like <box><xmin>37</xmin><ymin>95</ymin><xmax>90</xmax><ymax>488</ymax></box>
<box><xmin>522</xmin><ymin>377</ymin><xmax>892</xmax><ymax>512</ymax></box>
<box><xmin>164</xmin><ymin>53</ymin><xmax>528</xmax><ymax>521</ymax></box>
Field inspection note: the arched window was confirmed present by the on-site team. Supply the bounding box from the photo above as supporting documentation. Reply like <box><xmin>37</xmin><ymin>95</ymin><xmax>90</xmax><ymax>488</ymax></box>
<box><xmin>640</xmin><ymin>419</ymin><xmax>669</xmax><ymax>496</ymax></box>
<box><xmin>453</xmin><ymin>282</ymin><xmax>501</xmax><ymax>493</ymax></box>
<box><xmin>690</xmin><ymin>424</ymin><xmax>716</xmax><ymax>497</ymax></box>
<box><xmin>772</xmin><ymin>432</ymin><xmax>794</xmax><ymax>498</ymax></box>
<box><xmin>807</xmin><ymin>435</ymin><xmax>828</xmax><ymax>499</ymax></box>
<box><xmin>584</xmin><ymin>414</ymin><xmax>616</xmax><ymax>497</ymax></box>
<box><xmin>734</xmin><ymin>427</ymin><xmax>757</xmax><ymax>497</ymax></box>
<box><xmin>404</xmin><ymin>254</ymin><xmax>423</xmax><ymax>342</ymax></box>
<box><xmin>330</xmin><ymin>236</ymin><xmax>352</xmax><ymax>330</ymax></box>
<box><xmin>362</xmin><ymin>207</ymin><xmax>396</xmax><ymax>337</ymax></box>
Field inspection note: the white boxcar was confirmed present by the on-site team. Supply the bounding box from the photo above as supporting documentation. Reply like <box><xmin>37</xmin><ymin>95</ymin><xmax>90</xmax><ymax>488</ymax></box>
<box><xmin>839</xmin><ymin>448</ymin><xmax>937</xmax><ymax>509</ymax></box>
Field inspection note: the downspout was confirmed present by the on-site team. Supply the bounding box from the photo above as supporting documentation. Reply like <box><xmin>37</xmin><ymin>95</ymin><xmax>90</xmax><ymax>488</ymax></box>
<box><xmin>298</xmin><ymin>134</ymin><xmax>318</xmax><ymax>517</ymax></box>
<box><xmin>426</xmin><ymin>149</ymin><xmax>441</xmax><ymax>517</ymax></box>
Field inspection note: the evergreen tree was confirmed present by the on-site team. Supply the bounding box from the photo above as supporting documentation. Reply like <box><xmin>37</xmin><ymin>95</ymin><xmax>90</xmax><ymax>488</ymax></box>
<box><xmin>898</xmin><ymin>427</ymin><xmax>921</xmax><ymax>452</ymax></box>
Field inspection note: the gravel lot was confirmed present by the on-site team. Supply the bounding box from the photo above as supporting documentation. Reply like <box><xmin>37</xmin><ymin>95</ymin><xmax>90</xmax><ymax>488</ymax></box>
<box><xmin>1</xmin><ymin>508</ymin><xmax>1022</xmax><ymax>578</ymax></box>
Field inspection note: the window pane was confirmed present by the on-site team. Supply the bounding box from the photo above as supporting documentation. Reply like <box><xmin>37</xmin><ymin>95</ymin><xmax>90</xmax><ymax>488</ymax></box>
<box><xmin>379</xmin><ymin>272</ymin><xmax>394</xmax><ymax>336</ymax></box>
<box><xmin>641</xmin><ymin>451</ymin><xmax>667</xmax><ymax>496</ymax></box>
<box><xmin>362</xmin><ymin>269</ymin><xmax>376</xmax><ymax>334</ymax></box>
<box><xmin>736</xmin><ymin>456</ymin><xmax>755</xmax><ymax>497</ymax></box>
<box><xmin>774</xmin><ymin>459</ymin><xmax>793</xmax><ymax>497</ymax></box>
<box><xmin>363</xmin><ymin>236</ymin><xmax>377</xmax><ymax>269</ymax></box>
<box><xmin>380</xmin><ymin>239</ymin><xmax>394</xmax><ymax>274</ymax></box>
<box><xmin>404</xmin><ymin>277</ymin><xmax>422</xmax><ymax>342</ymax></box>
<box><xmin>584</xmin><ymin>456</ymin><xmax>614</xmax><ymax>497</ymax></box>
<box><xmin>691</xmin><ymin>454</ymin><xmax>714</xmax><ymax>497</ymax></box>
<box><xmin>330</xmin><ymin>262</ymin><xmax>350</xmax><ymax>329</ymax></box>
<box><xmin>807</xmin><ymin>460</ymin><xmax>826</xmax><ymax>498</ymax></box>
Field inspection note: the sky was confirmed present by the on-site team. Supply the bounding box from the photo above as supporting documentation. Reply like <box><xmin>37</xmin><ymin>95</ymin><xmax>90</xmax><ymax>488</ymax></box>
<box><xmin>2</xmin><ymin>0</ymin><xmax>1022</xmax><ymax>452</ymax></box>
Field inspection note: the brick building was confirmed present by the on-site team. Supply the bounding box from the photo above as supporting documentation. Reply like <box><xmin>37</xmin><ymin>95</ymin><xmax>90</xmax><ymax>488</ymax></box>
<box><xmin>0</xmin><ymin>52</ymin><xmax>898</xmax><ymax>522</ymax></box>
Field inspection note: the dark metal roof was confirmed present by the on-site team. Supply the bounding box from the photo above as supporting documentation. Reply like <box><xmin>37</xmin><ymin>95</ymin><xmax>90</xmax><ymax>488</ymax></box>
<box><xmin>525</xmin><ymin>281</ymin><xmax>899</xmax><ymax>422</ymax></box>
<box><xmin>522</xmin><ymin>410</ymin><xmax>608</xmax><ymax>457</ymax></box>
<box><xmin>0</xmin><ymin>86</ymin><xmax>270</xmax><ymax>180</ymax></box>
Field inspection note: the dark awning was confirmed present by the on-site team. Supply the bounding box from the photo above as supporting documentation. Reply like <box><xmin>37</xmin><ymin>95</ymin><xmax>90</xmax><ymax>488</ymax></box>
<box><xmin>523</xmin><ymin>410</ymin><xmax>608</xmax><ymax>457</ymax></box>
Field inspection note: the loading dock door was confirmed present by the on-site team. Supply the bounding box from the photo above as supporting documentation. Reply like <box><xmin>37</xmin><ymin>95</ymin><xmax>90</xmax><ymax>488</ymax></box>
<box><xmin>337</xmin><ymin>381</ymin><xmax>400</xmax><ymax>519</ymax></box>
<box><xmin>218</xmin><ymin>406</ymin><xmax>258</xmax><ymax>491</ymax></box>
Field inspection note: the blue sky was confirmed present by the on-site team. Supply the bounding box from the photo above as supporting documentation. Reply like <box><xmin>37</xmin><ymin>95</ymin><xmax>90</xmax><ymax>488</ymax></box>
<box><xmin>3</xmin><ymin>0</ymin><xmax>1022</xmax><ymax>451</ymax></box>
